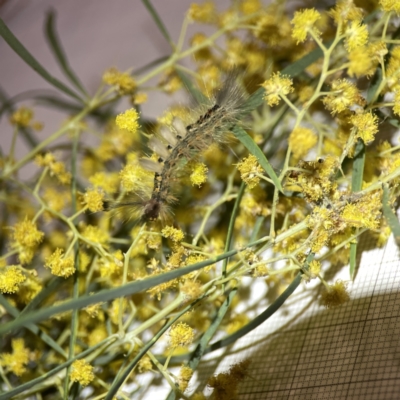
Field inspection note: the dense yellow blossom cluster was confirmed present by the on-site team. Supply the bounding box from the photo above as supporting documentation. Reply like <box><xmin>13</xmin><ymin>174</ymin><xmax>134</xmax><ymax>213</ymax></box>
<box><xmin>1</xmin><ymin>1</ymin><xmax>400</xmax><ymax>399</ymax></box>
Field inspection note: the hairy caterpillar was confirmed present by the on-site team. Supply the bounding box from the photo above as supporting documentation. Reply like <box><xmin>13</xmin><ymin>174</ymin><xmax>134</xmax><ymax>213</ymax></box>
<box><xmin>114</xmin><ymin>72</ymin><xmax>251</xmax><ymax>222</ymax></box>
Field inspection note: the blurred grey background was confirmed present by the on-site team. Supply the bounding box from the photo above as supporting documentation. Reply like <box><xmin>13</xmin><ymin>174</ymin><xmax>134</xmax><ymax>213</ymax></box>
<box><xmin>0</xmin><ymin>0</ymin><xmax>223</xmax><ymax>174</ymax></box>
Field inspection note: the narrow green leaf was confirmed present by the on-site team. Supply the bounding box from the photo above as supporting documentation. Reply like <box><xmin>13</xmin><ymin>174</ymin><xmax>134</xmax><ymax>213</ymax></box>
<box><xmin>20</xmin><ymin>277</ymin><xmax>65</xmax><ymax>316</ymax></box>
<box><xmin>386</xmin><ymin>118</ymin><xmax>400</xmax><ymax>129</ymax></box>
<box><xmin>0</xmin><ymin>86</ymin><xmax>39</xmax><ymax>148</ymax></box>
<box><xmin>222</xmin><ymin>182</ymin><xmax>245</xmax><ymax>280</ymax></box>
<box><xmin>352</xmin><ymin>139</ymin><xmax>365</xmax><ymax>192</ymax></box>
<box><xmin>141</xmin><ymin>0</ymin><xmax>173</xmax><ymax>47</ymax></box>
<box><xmin>0</xmin><ymin>247</ymin><xmax>250</xmax><ymax>335</ymax></box>
<box><xmin>349</xmin><ymin>242</ymin><xmax>357</xmax><ymax>280</ymax></box>
<box><xmin>175</xmin><ymin>67</ymin><xmax>208</xmax><ymax>104</ymax></box>
<box><xmin>350</xmin><ymin>139</ymin><xmax>365</xmax><ymax>279</ymax></box>
<box><xmin>0</xmin><ymin>18</ymin><xmax>83</xmax><ymax>102</ymax></box>
<box><xmin>243</xmin><ymin>87</ymin><xmax>265</xmax><ymax>112</ymax></box>
<box><xmin>133</xmin><ymin>55</ymin><xmax>170</xmax><ymax>75</ymax></box>
<box><xmin>206</xmin><ymin>273</ymin><xmax>302</xmax><ymax>353</ymax></box>
<box><xmin>281</xmin><ymin>46</ymin><xmax>324</xmax><ymax>78</ymax></box>
<box><xmin>232</xmin><ymin>125</ymin><xmax>283</xmax><ymax>192</ymax></box>
<box><xmin>0</xmin><ymin>294</ymin><xmax>67</xmax><ymax>358</ymax></box>
<box><xmin>250</xmin><ymin>216</ymin><xmax>265</xmax><ymax>242</ymax></box>
<box><xmin>63</xmin><ymin>131</ymin><xmax>81</xmax><ymax>399</ymax></box>
<box><xmin>382</xmin><ymin>184</ymin><xmax>400</xmax><ymax>247</ymax></box>
<box><xmin>367</xmin><ymin>65</ymin><xmax>383</xmax><ymax>104</ymax></box>
<box><xmin>44</xmin><ymin>10</ymin><xmax>88</xmax><ymax>97</ymax></box>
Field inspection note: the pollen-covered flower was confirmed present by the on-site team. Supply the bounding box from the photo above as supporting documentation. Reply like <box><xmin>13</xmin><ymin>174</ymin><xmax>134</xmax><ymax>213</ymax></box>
<box><xmin>45</xmin><ymin>248</ymin><xmax>75</xmax><ymax>278</ymax></box>
<box><xmin>168</xmin><ymin>322</ymin><xmax>195</xmax><ymax>348</ymax></box>
<box><xmin>188</xmin><ymin>1</ymin><xmax>216</xmax><ymax>23</ymax></box>
<box><xmin>83</xmin><ymin>188</ymin><xmax>104</xmax><ymax>212</ymax></box>
<box><xmin>190</xmin><ymin>162</ymin><xmax>208</xmax><ymax>187</ymax></box>
<box><xmin>380</xmin><ymin>0</ymin><xmax>400</xmax><ymax>14</ymax></box>
<box><xmin>386</xmin><ymin>47</ymin><xmax>400</xmax><ymax>92</ymax></box>
<box><xmin>330</xmin><ymin>0</ymin><xmax>364</xmax><ymax>24</ymax></box>
<box><xmin>132</xmin><ymin>92</ymin><xmax>148</xmax><ymax>105</ymax></box>
<box><xmin>394</xmin><ymin>91</ymin><xmax>400</xmax><ymax>116</ymax></box>
<box><xmin>341</xmin><ymin>192</ymin><xmax>381</xmax><ymax>230</ymax></box>
<box><xmin>115</xmin><ymin>108</ymin><xmax>140</xmax><ymax>134</ymax></box>
<box><xmin>162</xmin><ymin>226</ymin><xmax>185</xmax><ymax>242</ymax></box>
<box><xmin>178</xmin><ymin>365</ymin><xmax>194</xmax><ymax>392</ymax></box>
<box><xmin>347</xmin><ymin>46</ymin><xmax>377</xmax><ymax>78</ymax></box>
<box><xmin>288</xmin><ymin>127</ymin><xmax>317</xmax><ymax>159</ymax></box>
<box><xmin>208</xmin><ymin>359</ymin><xmax>251</xmax><ymax>400</ymax></box>
<box><xmin>291</xmin><ymin>8</ymin><xmax>321</xmax><ymax>44</ymax></box>
<box><xmin>0</xmin><ymin>266</ymin><xmax>26</xmax><ymax>294</ymax></box>
<box><xmin>102</xmin><ymin>67</ymin><xmax>136</xmax><ymax>95</ymax></box>
<box><xmin>69</xmin><ymin>359</ymin><xmax>95</xmax><ymax>387</ymax></box>
<box><xmin>261</xmin><ymin>72</ymin><xmax>294</xmax><ymax>106</ymax></box>
<box><xmin>180</xmin><ymin>279</ymin><xmax>202</xmax><ymax>301</ymax></box>
<box><xmin>81</xmin><ymin>225</ymin><xmax>109</xmax><ymax>246</ymax></box>
<box><xmin>119</xmin><ymin>160</ymin><xmax>153</xmax><ymax>193</ymax></box>
<box><xmin>350</xmin><ymin>112</ymin><xmax>379</xmax><ymax>145</ymax></box>
<box><xmin>35</xmin><ymin>153</ymin><xmax>71</xmax><ymax>185</ymax></box>
<box><xmin>322</xmin><ymin>79</ymin><xmax>365</xmax><ymax>115</ymax></box>
<box><xmin>138</xmin><ymin>355</ymin><xmax>153</xmax><ymax>373</ymax></box>
<box><xmin>0</xmin><ymin>338</ymin><xmax>30</xmax><ymax>376</ymax></box>
<box><xmin>10</xmin><ymin>217</ymin><xmax>44</xmax><ymax>265</ymax></box>
<box><xmin>9</xmin><ymin>106</ymin><xmax>33</xmax><ymax>128</ymax></box>
<box><xmin>309</xmin><ymin>260</ymin><xmax>321</xmax><ymax>278</ymax></box>
<box><xmin>89</xmin><ymin>172</ymin><xmax>120</xmax><ymax>194</ymax></box>
<box><xmin>320</xmin><ymin>280</ymin><xmax>350</xmax><ymax>308</ymax></box>
<box><xmin>237</xmin><ymin>154</ymin><xmax>264</xmax><ymax>188</ymax></box>
<box><xmin>240</xmin><ymin>0</ymin><xmax>261</xmax><ymax>15</ymax></box>
<box><xmin>344</xmin><ymin>20</ymin><xmax>368</xmax><ymax>51</ymax></box>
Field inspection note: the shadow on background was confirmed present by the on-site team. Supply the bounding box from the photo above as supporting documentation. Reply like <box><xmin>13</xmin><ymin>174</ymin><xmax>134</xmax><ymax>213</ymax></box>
<box><xmin>193</xmin><ymin>289</ymin><xmax>400</xmax><ymax>400</ymax></box>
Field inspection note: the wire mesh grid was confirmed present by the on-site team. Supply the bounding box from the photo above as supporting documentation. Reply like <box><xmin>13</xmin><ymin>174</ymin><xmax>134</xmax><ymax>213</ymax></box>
<box><xmin>193</xmin><ymin>234</ymin><xmax>400</xmax><ymax>400</ymax></box>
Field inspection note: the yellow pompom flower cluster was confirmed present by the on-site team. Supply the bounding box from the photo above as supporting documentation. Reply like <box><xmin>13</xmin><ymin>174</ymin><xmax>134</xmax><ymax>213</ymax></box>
<box><xmin>10</xmin><ymin>217</ymin><xmax>44</xmax><ymax>265</ymax></box>
<box><xmin>322</xmin><ymin>79</ymin><xmax>365</xmax><ymax>115</ymax></box>
<box><xmin>9</xmin><ymin>106</ymin><xmax>33</xmax><ymax>128</ymax></box>
<box><xmin>290</xmin><ymin>8</ymin><xmax>321</xmax><ymax>44</ymax></box>
<box><xmin>190</xmin><ymin>162</ymin><xmax>208</xmax><ymax>187</ymax></box>
<box><xmin>35</xmin><ymin>153</ymin><xmax>72</xmax><ymax>185</ymax></box>
<box><xmin>45</xmin><ymin>248</ymin><xmax>76</xmax><ymax>278</ymax></box>
<box><xmin>188</xmin><ymin>1</ymin><xmax>216</xmax><ymax>23</ymax></box>
<box><xmin>69</xmin><ymin>359</ymin><xmax>95</xmax><ymax>387</ymax></box>
<box><xmin>168</xmin><ymin>322</ymin><xmax>195</xmax><ymax>349</ymax></box>
<box><xmin>115</xmin><ymin>108</ymin><xmax>140</xmax><ymax>134</ymax></box>
<box><xmin>237</xmin><ymin>154</ymin><xmax>263</xmax><ymax>189</ymax></box>
<box><xmin>344</xmin><ymin>20</ymin><xmax>369</xmax><ymax>52</ymax></box>
<box><xmin>102</xmin><ymin>67</ymin><xmax>136</xmax><ymax>95</ymax></box>
<box><xmin>0</xmin><ymin>338</ymin><xmax>31</xmax><ymax>376</ymax></box>
<box><xmin>321</xmin><ymin>280</ymin><xmax>350</xmax><ymax>308</ymax></box>
<box><xmin>208</xmin><ymin>359</ymin><xmax>251</xmax><ymax>400</ymax></box>
<box><xmin>380</xmin><ymin>0</ymin><xmax>400</xmax><ymax>14</ymax></box>
<box><xmin>81</xmin><ymin>225</ymin><xmax>109</xmax><ymax>246</ymax></box>
<box><xmin>119</xmin><ymin>160</ymin><xmax>153</xmax><ymax>193</ymax></box>
<box><xmin>330</xmin><ymin>0</ymin><xmax>363</xmax><ymax>24</ymax></box>
<box><xmin>178</xmin><ymin>365</ymin><xmax>194</xmax><ymax>392</ymax></box>
<box><xmin>0</xmin><ymin>265</ymin><xmax>26</xmax><ymax>294</ymax></box>
<box><xmin>261</xmin><ymin>72</ymin><xmax>294</xmax><ymax>107</ymax></box>
<box><xmin>162</xmin><ymin>226</ymin><xmax>185</xmax><ymax>242</ymax></box>
<box><xmin>340</xmin><ymin>192</ymin><xmax>382</xmax><ymax>230</ymax></box>
<box><xmin>83</xmin><ymin>188</ymin><xmax>104</xmax><ymax>212</ymax></box>
<box><xmin>288</xmin><ymin>127</ymin><xmax>317</xmax><ymax>159</ymax></box>
<box><xmin>350</xmin><ymin>112</ymin><xmax>379</xmax><ymax>145</ymax></box>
